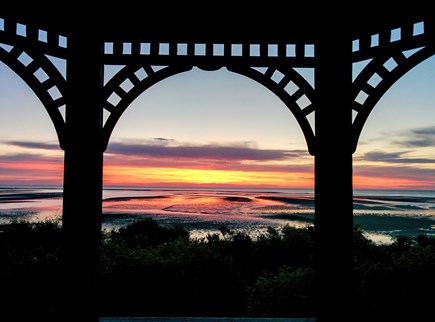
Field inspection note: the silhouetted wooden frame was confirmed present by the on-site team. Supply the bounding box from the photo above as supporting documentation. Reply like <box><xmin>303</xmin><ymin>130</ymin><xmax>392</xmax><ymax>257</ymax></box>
<box><xmin>0</xmin><ymin>13</ymin><xmax>433</xmax><ymax>321</ymax></box>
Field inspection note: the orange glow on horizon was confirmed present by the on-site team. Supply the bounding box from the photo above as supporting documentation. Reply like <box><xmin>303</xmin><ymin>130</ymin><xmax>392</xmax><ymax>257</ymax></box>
<box><xmin>0</xmin><ymin>161</ymin><xmax>62</xmax><ymax>170</ymax></box>
<box><xmin>0</xmin><ymin>161</ymin><xmax>63</xmax><ymax>183</ymax></box>
<box><xmin>1</xmin><ymin>159</ymin><xmax>434</xmax><ymax>191</ymax></box>
<box><xmin>353</xmin><ymin>174</ymin><xmax>435</xmax><ymax>190</ymax></box>
<box><xmin>103</xmin><ymin>165</ymin><xmax>314</xmax><ymax>188</ymax></box>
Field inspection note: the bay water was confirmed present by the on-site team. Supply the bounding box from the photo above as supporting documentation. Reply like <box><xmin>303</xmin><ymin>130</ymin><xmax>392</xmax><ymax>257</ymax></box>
<box><xmin>1</xmin><ymin>185</ymin><xmax>434</xmax><ymax>243</ymax></box>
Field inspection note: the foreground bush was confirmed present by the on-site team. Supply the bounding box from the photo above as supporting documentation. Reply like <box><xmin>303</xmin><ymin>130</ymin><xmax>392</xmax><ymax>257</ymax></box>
<box><xmin>0</xmin><ymin>219</ymin><xmax>63</xmax><ymax>320</ymax></box>
<box><xmin>0</xmin><ymin>218</ymin><xmax>434</xmax><ymax>319</ymax></box>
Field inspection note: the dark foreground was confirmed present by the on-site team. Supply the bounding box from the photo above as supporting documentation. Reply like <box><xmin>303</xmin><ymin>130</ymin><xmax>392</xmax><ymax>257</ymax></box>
<box><xmin>1</xmin><ymin>218</ymin><xmax>434</xmax><ymax>321</ymax></box>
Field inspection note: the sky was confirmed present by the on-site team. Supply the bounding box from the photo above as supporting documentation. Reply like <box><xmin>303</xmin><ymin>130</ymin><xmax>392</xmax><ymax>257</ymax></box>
<box><xmin>1</xmin><ymin>46</ymin><xmax>435</xmax><ymax>190</ymax></box>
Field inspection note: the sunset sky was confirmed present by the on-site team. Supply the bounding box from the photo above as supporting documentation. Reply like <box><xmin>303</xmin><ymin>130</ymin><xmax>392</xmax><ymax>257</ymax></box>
<box><xmin>1</xmin><ymin>49</ymin><xmax>435</xmax><ymax>190</ymax></box>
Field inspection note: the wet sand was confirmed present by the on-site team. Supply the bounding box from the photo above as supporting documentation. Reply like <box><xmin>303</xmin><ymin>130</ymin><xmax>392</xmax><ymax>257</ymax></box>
<box><xmin>1</xmin><ymin>187</ymin><xmax>435</xmax><ymax>243</ymax></box>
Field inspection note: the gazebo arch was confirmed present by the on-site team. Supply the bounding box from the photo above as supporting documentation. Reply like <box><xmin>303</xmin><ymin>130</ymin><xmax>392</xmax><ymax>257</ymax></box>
<box><xmin>351</xmin><ymin>20</ymin><xmax>435</xmax><ymax>152</ymax></box>
<box><xmin>0</xmin><ymin>21</ymin><xmax>67</xmax><ymax>148</ymax></box>
<box><xmin>101</xmin><ymin>63</ymin><xmax>316</xmax><ymax>154</ymax></box>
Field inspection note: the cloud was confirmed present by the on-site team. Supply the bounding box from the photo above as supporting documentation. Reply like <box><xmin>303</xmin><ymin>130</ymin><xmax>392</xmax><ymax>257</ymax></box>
<box><xmin>394</xmin><ymin>126</ymin><xmax>435</xmax><ymax>148</ymax></box>
<box><xmin>357</xmin><ymin>125</ymin><xmax>435</xmax><ymax>164</ymax></box>
<box><xmin>413</xmin><ymin>127</ymin><xmax>435</xmax><ymax>135</ymax></box>
<box><xmin>0</xmin><ymin>141</ymin><xmax>63</xmax><ymax>163</ymax></box>
<box><xmin>359</xmin><ymin>126</ymin><xmax>435</xmax><ymax>149</ymax></box>
<box><xmin>400</xmin><ymin>137</ymin><xmax>435</xmax><ymax>147</ymax></box>
<box><xmin>151</xmin><ymin>137</ymin><xmax>175</xmax><ymax>143</ymax></box>
<box><xmin>358</xmin><ymin>151</ymin><xmax>403</xmax><ymax>162</ymax></box>
<box><xmin>105</xmin><ymin>153</ymin><xmax>314</xmax><ymax>173</ymax></box>
<box><xmin>0</xmin><ymin>138</ymin><xmax>313</xmax><ymax>174</ymax></box>
<box><xmin>4</xmin><ymin>138</ymin><xmax>311</xmax><ymax>163</ymax></box>
<box><xmin>0</xmin><ymin>153</ymin><xmax>63</xmax><ymax>162</ymax></box>
<box><xmin>3</xmin><ymin>140</ymin><xmax>60</xmax><ymax>150</ymax></box>
<box><xmin>357</xmin><ymin>150</ymin><xmax>435</xmax><ymax>164</ymax></box>
<box><xmin>103</xmin><ymin>138</ymin><xmax>314</xmax><ymax>174</ymax></box>
<box><xmin>106</xmin><ymin>139</ymin><xmax>309</xmax><ymax>162</ymax></box>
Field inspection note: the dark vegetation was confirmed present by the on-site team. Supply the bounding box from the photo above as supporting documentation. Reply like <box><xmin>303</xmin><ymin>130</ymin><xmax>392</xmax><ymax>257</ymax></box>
<box><xmin>0</xmin><ymin>218</ymin><xmax>434</xmax><ymax>320</ymax></box>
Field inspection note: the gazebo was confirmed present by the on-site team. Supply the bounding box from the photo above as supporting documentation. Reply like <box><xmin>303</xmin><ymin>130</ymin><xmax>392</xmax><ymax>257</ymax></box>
<box><xmin>1</xmin><ymin>8</ymin><xmax>433</xmax><ymax>321</ymax></box>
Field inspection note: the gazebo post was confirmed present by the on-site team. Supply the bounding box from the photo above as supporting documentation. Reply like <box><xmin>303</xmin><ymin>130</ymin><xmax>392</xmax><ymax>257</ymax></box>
<box><xmin>314</xmin><ymin>27</ymin><xmax>354</xmax><ymax>320</ymax></box>
<box><xmin>61</xmin><ymin>25</ymin><xmax>103</xmax><ymax>321</ymax></box>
